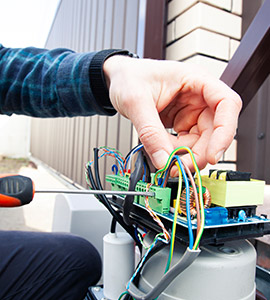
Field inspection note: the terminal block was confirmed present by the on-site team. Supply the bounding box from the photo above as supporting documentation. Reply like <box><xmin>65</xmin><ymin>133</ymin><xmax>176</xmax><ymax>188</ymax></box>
<box><xmin>106</xmin><ymin>174</ymin><xmax>171</xmax><ymax>214</ymax></box>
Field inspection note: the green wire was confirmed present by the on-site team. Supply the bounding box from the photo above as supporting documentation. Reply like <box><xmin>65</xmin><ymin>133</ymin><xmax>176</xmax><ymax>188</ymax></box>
<box><xmin>154</xmin><ymin>147</ymin><xmax>205</xmax><ymax>250</ymax></box>
<box><xmin>100</xmin><ymin>146</ymin><xmax>124</xmax><ymax>157</ymax></box>
<box><xmin>118</xmin><ymin>291</ymin><xmax>133</xmax><ymax>300</ymax></box>
<box><xmin>193</xmin><ymin>172</ymin><xmax>204</xmax><ymax>249</ymax></box>
<box><xmin>164</xmin><ymin>161</ymin><xmax>182</xmax><ymax>272</ymax></box>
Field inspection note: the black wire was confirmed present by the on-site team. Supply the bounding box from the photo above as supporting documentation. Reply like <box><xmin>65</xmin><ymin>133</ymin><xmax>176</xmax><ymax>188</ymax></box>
<box><xmin>94</xmin><ymin>148</ymin><xmax>104</xmax><ymax>191</ymax></box>
<box><xmin>92</xmin><ymin>148</ymin><xmax>142</xmax><ymax>252</ymax></box>
<box><xmin>88</xmin><ymin>161</ymin><xmax>140</xmax><ymax>249</ymax></box>
<box><xmin>124</xmin><ymin>143</ymin><xmax>142</xmax><ymax>161</ymax></box>
<box><xmin>110</xmin><ymin>217</ymin><xmax>117</xmax><ymax>233</ymax></box>
<box><xmin>123</xmin><ymin>293</ymin><xmax>133</xmax><ymax>300</ymax></box>
<box><xmin>123</xmin><ymin>151</ymin><xmax>144</xmax><ymax>225</ymax></box>
<box><xmin>143</xmin><ymin>155</ymin><xmax>151</xmax><ymax>183</ymax></box>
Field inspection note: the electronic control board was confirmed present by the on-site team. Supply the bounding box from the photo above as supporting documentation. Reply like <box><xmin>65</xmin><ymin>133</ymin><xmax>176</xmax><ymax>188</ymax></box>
<box><xmin>106</xmin><ymin>173</ymin><xmax>270</xmax><ymax>246</ymax></box>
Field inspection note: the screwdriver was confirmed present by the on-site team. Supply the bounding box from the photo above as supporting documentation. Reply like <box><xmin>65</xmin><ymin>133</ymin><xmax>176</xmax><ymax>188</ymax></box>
<box><xmin>0</xmin><ymin>175</ymin><xmax>155</xmax><ymax>207</ymax></box>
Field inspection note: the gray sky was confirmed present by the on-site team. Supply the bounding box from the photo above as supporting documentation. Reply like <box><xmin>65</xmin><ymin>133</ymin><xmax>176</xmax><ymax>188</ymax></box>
<box><xmin>0</xmin><ymin>0</ymin><xmax>59</xmax><ymax>48</ymax></box>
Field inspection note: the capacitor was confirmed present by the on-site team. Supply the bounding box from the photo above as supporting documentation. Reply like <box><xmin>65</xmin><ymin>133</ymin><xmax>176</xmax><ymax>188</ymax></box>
<box><xmin>103</xmin><ymin>232</ymin><xmax>135</xmax><ymax>300</ymax></box>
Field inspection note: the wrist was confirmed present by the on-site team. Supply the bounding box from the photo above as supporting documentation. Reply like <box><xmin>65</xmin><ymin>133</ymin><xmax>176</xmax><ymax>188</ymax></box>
<box><xmin>103</xmin><ymin>52</ymin><xmax>138</xmax><ymax>90</ymax></box>
<box><xmin>89</xmin><ymin>49</ymin><xmax>136</xmax><ymax>115</ymax></box>
<box><xmin>103</xmin><ymin>55</ymin><xmax>125</xmax><ymax>90</ymax></box>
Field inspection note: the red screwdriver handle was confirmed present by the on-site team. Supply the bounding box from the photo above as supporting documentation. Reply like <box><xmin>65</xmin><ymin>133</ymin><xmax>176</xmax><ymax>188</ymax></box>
<box><xmin>0</xmin><ymin>175</ymin><xmax>35</xmax><ymax>207</ymax></box>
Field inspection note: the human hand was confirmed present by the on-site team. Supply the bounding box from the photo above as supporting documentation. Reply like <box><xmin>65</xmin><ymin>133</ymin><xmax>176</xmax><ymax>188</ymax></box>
<box><xmin>103</xmin><ymin>56</ymin><xmax>242</xmax><ymax>171</ymax></box>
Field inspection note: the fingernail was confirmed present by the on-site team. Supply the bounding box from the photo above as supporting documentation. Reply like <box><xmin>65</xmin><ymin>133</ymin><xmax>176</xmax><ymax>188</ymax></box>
<box><xmin>152</xmin><ymin>150</ymin><xmax>169</xmax><ymax>169</ymax></box>
<box><xmin>215</xmin><ymin>150</ymin><xmax>224</xmax><ymax>163</ymax></box>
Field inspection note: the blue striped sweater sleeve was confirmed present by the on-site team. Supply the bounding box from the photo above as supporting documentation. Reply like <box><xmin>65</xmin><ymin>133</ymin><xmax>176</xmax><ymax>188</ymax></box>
<box><xmin>0</xmin><ymin>44</ymin><xmax>116</xmax><ymax>117</ymax></box>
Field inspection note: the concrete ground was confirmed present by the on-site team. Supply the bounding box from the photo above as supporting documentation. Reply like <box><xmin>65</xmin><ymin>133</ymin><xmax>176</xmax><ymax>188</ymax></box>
<box><xmin>0</xmin><ymin>160</ymin><xmax>74</xmax><ymax>232</ymax></box>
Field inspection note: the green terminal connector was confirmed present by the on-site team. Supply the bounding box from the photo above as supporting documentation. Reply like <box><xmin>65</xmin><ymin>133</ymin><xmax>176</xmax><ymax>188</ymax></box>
<box><xmin>106</xmin><ymin>174</ymin><xmax>171</xmax><ymax>214</ymax></box>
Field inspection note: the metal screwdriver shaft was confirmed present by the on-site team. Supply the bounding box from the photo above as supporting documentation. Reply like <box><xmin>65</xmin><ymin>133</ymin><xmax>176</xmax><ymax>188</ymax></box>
<box><xmin>35</xmin><ymin>189</ymin><xmax>155</xmax><ymax>197</ymax></box>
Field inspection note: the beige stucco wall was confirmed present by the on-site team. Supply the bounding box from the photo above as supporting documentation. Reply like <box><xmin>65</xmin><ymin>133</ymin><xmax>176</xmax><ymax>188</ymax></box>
<box><xmin>165</xmin><ymin>0</ymin><xmax>243</xmax><ymax>174</ymax></box>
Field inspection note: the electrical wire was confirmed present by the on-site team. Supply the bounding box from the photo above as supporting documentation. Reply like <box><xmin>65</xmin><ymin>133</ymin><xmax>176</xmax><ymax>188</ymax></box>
<box><xmin>124</xmin><ymin>143</ymin><xmax>142</xmax><ymax>161</ymax></box>
<box><xmin>181</xmin><ymin>160</ymin><xmax>201</xmax><ymax>235</ymax></box>
<box><xmin>144</xmin><ymin>183</ymin><xmax>170</xmax><ymax>242</ymax></box>
<box><xmin>87</xmin><ymin>144</ymin><xmax>204</xmax><ymax>300</ymax></box>
<box><xmin>118</xmin><ymin>291</ymin><xmax>134</xmax><ymax>300</ymax></box>
<box><xmin>126</xmin><ymin>233</ymin><xmax>165</xmax><ymax>291</ymax></box>
<box><xmin>123</xmin><ymin>151</ymin><xmax>144</xmax><ymax>225</ymax></box>
<box><xmin>85</xmin><ymin>148</ymin><xmax>142</xmax><ymax>252</ymax></box>
<box><xmin>143</xmin><ymin>155</ymin><xmax>151</xmax><ymax>183</ymax></box>
<box><xmin>128</xmin><ymin>247</ymin><xmax>201</xmax><ymax>300</ymax></box>
<box><xmin>154</xmin><ymin>146</ymin><xmax>204</xmax><ymax>250</ymax></box>
<box><xmin>164</xmin><ymin>159</ymin><xmax>182</xmax><ymax>272</ymax></box>
<box><xmin>93</xmin><ymin>148</ymin><xmax>139</xmax><ymax>244</ymax></box>
<box><xmin>161</xmin><ymin>158</ymin><xmax>177</xmax><ymax>187</ymax></box>
<box><xmin>87</xmin><ymin>147</ymin><xmax>126</xmax><ymax>176</ymax></box>
<box><xmin>131</xmin><ymin>238</ymin><xmax>167</xmax><ymax>287</ymax></box>
<box><xmin>142</xmin><ymin>161</ymin><xmax>147</xmax><ymax>182</ymax></box>
<box><xmin>110</xmin><ymin>217</ymin><xmax>117</xmax><ymax>233</ymax></box>
<box><xmin>124</xmin><ymin>144</ymin><xmax>144</xmax><ymax>172</ymax></box>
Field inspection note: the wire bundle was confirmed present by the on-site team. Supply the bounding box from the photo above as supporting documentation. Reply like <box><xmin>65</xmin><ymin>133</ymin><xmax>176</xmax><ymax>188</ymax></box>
<box><xmin>85</xmin><ymin>146</ymin><xmax>126</xmax><ymax>176</ymax></box>
<box><xmin>144</xmin><ymin>183</ymin><xmax>170</xmax><ymax>242</ymax></box>
<box><xmin>85</xmin><ymin>145</ymin><xmax>205</xmax><ymax>300</ymax></box>
<box><xmin>124</xmin><ymin>144</ymin><xmax>144</xmax><ymax>173</ymax></box>
<box><xmin>85</xmin><ymin>147</ymin><xmax>142</xmax><ymax>252</ymax></box>
<box><xmin>125</xmin><ymin>146</ymin><xmax>205</xmax><ymax>300</ymax></box>
<box><xmin>153</xmin><ymin>147</ymin><xmax>205</xmax><ymax>271</ymax></box>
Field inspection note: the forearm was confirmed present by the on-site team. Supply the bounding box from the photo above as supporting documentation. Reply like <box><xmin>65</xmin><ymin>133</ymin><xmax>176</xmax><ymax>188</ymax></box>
<box><xmin>0</xmin><ymin>45</ymin><xmax>116</xmax><ymax>118</ymax></box>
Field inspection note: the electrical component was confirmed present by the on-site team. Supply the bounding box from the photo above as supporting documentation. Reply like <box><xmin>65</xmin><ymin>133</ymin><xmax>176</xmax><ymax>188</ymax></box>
<box><xmin>204</xmin><ymin>207</ymin><xmax>228</xmax><ymax>225</ymax></box>
<box><xmin>200</xmin><ymin>174</ymin><xmax>265</xmax><ymax>207</ymax></box>
<box><xmin>179</xmin><ymin>186</ymin><xmax>211</xmax><ymax>217</ymax></box>
<box><xmin>106</xmin><ymin>174</ymin><xmax>171</xmax><ymax>214</ymax></box>
<box><xmin>123</xmin><ymin>151</ymin><xmax>144</xmax><ymax>225</ymax></box>
<box><xmin>210</xmin><ymin>169</ymin><xmax>251</xmax><ymax>181</ymax></box>
<box><xmin>103</xmin><ymin>232</ymin><xmax>135</xmax><ymax>300</ymax></box>
<box><xmin>86</xmin><ymin>144</ymin><xmax>270</xmax><ymax>300</ymax></box>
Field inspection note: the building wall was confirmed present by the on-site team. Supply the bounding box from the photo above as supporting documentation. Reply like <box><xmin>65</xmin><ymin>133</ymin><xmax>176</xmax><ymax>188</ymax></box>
<box><xmin>31</xmin><ymin>0</ymin><xmax>248</xmax><ymax>185</ymax></box>
<box><xmin>237</xmin><ymin>0</ymin><xmax>270</xmax><ymax>182</ymax></box>
<box><xmin>165</xmin><ymin>0</ymin><xmax>243</xmax><ymax>174</ymax></box>
<box><xmin>30</xmin><ymin>0</ymin><xmax>143</xmax><ymax>187</ymax></box>
<box><xmin>0</xmin><ymin>115</ymin><xmax>31</xmax><ymax>158</ymax></box>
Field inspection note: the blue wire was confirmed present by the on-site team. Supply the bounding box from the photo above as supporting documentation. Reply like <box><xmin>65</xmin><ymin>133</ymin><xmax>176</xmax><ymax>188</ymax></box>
<box><xmin>174</xmin><ymin>155</ymin><xmax>194</xmax><ymax>249</ymax></box>
<box><xmin>142</xmin><ymin>161</ymin><xmax>147</xmax><ymax>182</ymax></box>
<box><xmin>161</xmin><ymin>157</ymin><xmax>177</xmax><ymax>187</ymax></box>
<box><xmin>112</xmin><ymin>164</ymin><xmax>118</xmax><ymax>175</ymax></box>
<box><xmin>134</xmin><ymin>226</ymin><xmax>141</xmax><ymax>243</ymax></box>
<box><xmin>103</xmin><ymin>148</ymin><xmax>125</xmax><ymax>169</ymax></box>
<box><xmin>127</xmin><ymin>238</ymin><xmax>159</xmax><ymax>290</ymax></box>
<box><xmin>124</xmin><ymin>144</ymin><xmax>143</xmax><ymax>169</ymax></box>
<box><xmin>97</xmin><ymin>150</ymin><xmax>125</xmax><ymax>174</ymax></box>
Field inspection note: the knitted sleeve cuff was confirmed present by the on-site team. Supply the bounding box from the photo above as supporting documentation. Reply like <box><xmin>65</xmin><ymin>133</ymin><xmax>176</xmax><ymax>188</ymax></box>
<box><xmin>89</xmin><ymin>49</ymin><xmax>137</xmax><ymax>115</ymax></box>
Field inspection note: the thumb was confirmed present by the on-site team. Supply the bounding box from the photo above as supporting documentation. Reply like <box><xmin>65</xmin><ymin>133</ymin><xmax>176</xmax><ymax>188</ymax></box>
<box><xmin>128</xmin><ymin>98</ymin><xmax>174</xmax><ymax>169</ymax></box>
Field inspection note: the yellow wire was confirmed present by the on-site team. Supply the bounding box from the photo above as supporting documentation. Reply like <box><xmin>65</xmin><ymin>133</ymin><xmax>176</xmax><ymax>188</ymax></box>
<box><xmin>154</xmin><ymin>146</ymin><xmax>204</xmax><ymax>250</ymax></box>
<box><xmin>165</xmin><ymin>160</ymin><xmax>182</xmax><ymax>271</ymax></box>
<box><xmin>175</xmin><ymin>147</ymin><xmax>204</xmax><ymax>250</ymax></box>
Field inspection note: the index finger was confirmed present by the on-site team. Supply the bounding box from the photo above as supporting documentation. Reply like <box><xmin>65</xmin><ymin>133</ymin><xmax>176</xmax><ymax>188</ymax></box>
<box><xmin>202</xmin><ymin>80</ymin><xmax>242</xmax><ymax>164</ymax></box>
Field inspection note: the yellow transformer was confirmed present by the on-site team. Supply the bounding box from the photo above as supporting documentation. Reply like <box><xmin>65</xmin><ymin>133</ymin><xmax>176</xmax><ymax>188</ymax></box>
<box><xmin>200</xmin><ymin>175</ymin><xmax>265</xmax><ymax>207</ymax></box>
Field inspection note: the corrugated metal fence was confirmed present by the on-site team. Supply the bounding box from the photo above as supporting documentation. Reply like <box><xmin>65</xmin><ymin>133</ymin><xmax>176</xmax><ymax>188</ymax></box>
<box><xmin>30</xmin><ymin>0</ymin><xmax>144</xmax><ymax>187</ymax></box>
